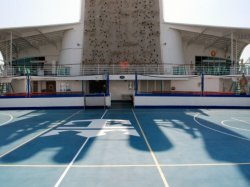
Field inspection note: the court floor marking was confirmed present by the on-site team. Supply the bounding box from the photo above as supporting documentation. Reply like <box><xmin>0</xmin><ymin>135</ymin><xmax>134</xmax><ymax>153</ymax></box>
<box><xmin>232</xmin><ymin>117</ymin><xmax>250</xmax><ymax>125</ymax></box>
<box><xmin>1</xmin><ymin>162</ymin><xmax>250</xmax><ymax>168</ymax></box>
<box><xmin>0</xmin><ymin>110</ymin><xmax>83</xmax><ymax>158</ymax></box>
<box><xmin>194</xmin><ymin>113</ymin><xmax>250</xmax><ymax>142</ymax></box>
<box><xmin>221</xmin><ymin>119</ymin><xmax>250</xmax><ymax>132</ymax></box>
<box><xmin>0</xmin><ymin>113</ymin><xmax>14</xmax><ymax>126</ymax></box>
<box><xmin>231</xmin><ymin>117</ymin><xmax>250</xmax><ymax>125</ymax></box>
<box><xmin>54</xmin><ymin>109</ymin><xmax>108</xmax><ymax>187</ymax></box>
<box><xmin>132</xmin><ymin>109</ymin><xmax>170</xmax><ymax>187</ymax></box>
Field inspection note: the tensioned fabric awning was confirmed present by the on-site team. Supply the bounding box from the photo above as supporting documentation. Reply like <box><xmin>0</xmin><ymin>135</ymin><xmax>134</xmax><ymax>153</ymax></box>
<box><xmin>168</xmin><ymin>23</ymin><xmax>250</xmax><ymax>60</ymax></box>
<box><xmin>0</xmin><ymin>24</ymin><xmax>75</xmax><ymax>63</ymax></box>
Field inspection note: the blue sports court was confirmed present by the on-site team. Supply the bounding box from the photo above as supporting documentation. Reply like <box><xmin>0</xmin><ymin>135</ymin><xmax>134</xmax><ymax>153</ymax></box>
<box><xmin>0</xmin><ymin>108</ymin><xmax>250</xmax><ymax>187</ymax></box>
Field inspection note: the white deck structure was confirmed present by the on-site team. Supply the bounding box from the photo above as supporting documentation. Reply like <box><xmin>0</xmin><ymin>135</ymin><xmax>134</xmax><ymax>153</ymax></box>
<box><xmin>0</xmin><ymin>0</ymin><xmax>250</xmax><ymax>108</ymax></box>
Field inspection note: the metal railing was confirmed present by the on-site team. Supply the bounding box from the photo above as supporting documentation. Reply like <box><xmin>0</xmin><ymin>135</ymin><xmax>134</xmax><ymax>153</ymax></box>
<box><xmin>0</xmin><ymin>63</ymin><xmax>250</xmax><ymax>77</ymax></box>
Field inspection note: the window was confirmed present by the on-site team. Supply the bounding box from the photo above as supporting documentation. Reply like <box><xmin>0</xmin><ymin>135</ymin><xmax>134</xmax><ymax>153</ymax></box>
<box><xmin>195</xmin><ymin>56</ymin><xmax>231</xmax><ymax>75</ymax></box>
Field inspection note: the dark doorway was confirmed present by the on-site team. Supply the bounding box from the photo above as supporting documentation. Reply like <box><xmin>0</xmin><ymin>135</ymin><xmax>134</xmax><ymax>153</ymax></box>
<box><xmin>46</xmin><ymin>81</ymin><xmax>56</xmax><ymax>92</ymax></box>
<box><xmin>111</xmin><ymin>100</ymin><xmax>133</xmax><ymax>109</ymax></box>
<box><xmin>33</xmin><ymin>81</ymin><xmax>38</xmax><ymax>92</ymax></box>
<box><xmin>89</xmin><ymin>80</ymin><xmax>107</xmax><ymax>94</ymax></box>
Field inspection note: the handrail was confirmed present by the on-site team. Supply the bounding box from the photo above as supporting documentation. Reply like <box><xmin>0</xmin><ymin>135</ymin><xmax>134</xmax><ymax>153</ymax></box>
<box><xmin>0</xmin><ymin>63</ymin><xmax>250</xmax><ymax>77</ymax></box>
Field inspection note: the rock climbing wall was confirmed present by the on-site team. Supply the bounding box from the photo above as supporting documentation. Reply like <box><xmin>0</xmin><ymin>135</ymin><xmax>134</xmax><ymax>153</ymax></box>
<box><xmin>83</xmin><ymin>0</ymin><xmax>161</xmax><ymax>64</ymax></box>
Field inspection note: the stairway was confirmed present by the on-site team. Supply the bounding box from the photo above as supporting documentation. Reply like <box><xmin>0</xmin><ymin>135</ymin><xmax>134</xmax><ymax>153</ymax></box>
<box><xmin>111</xmin><ymin>100</ymin><xmax>133</xmax><ymax>109</ymax></box>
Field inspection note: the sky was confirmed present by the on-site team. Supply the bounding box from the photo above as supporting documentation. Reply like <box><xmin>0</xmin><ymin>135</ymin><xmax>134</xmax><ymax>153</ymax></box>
<box><xmin>163</xmin><ymin>0</ymin><xmax>250</xmax><ymax>62</ymax></box>
<box><xmin>0</xmin><ymin>0</ymin><xmax>81</xmax><ymax>28</ymax></box>
<box><xmin>163</xmin><ymin>0</ymin><xmax>250</xmax><ymax>28</ymax></box>
<box><xmin>241</xmin><ymin>45</ymin><xmax>250</xmax><ymax>62</ymax></box>
<box><xmin>0</xmin><ymin>0</ymin><xmax>250</xmax><ymax>63</ymax></box>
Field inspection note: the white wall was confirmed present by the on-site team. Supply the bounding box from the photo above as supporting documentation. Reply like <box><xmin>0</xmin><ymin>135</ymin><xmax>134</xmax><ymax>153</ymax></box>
<box><xmin>59</xmin><ymin>25</ymin><xmax>83</xmax><ymax>76</ymax></box>
<box><xmin>172</xmin><ymin>78</ymin><xmax>201</xmax><ymax>92</ymax></box>
<box><xmin>0</xmin><ymin>95</ymin><xmax>111</xmax><ymax>108</ymax></box>
<box><xmin>11</xmin><ymin>79</ymin><xmax>26</xmax><ymax>93</ymax></box>
<box><xmin>110</xmin><ymin>80</ymin><xmax>134</xmax><ymax>100</ymax></box>
<box><xmin>159</xmin><ymin>0</ymin><xmax>184</xmax><ymax>65</ymax></box>
<box><xmin>59</xmin><ymin>1</ymin><xmax>85</xmax><ymax>76</ymax></box>
<box><xmin>59</xmin><ymin>24</ymin><xmax>83</xmax><ymax>63</ymax></box>
<box><xmin>0</xmin><ymin>97</ymin><xmax>83</xmax><ymax>108</ymax></box>
<box><xmin>56</xmin><ymin>80</ymin><xmax>82</xmax><ymax>92</ymax></box>
<box><xmin>204</xmin><ymin>77</ymin><xmax>220</xmax><ymax>92</ymax></box>
<box><xmin>135</xmin><ymin>95</ymin><xmax>250</xmax><ymax>107</ymax></box>
<box><xmin>160</xmin><ymin>24</ymin><xmax>185</xmax><ymax>65</ymax></box>
<box><xmin>171</xmin><ymin>77</ymin><xmax>224</xmax><ymax>92</ymax></box>
<box><xmin>85</xmin><ymin>96</ymin><xmax>111</xmax><ymax>107</ymax></box>
<box><xmin>18</xmin><ymin>43</ymin><xmax>60</xmax><ymax>63</ymax></box>
<box><xmin>184</xmin><ymin>43</ymin><xmax>230</xmax><ymax>64</ymax></box>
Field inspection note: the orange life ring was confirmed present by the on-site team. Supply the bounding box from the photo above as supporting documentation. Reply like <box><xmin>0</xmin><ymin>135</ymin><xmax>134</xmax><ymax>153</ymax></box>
<box><xmin>210</xmin><ymin>50</ymin><xmax>216</xmax><ymax>57</ymax></box>
<box><xmin>120</xmin><ymin>61</ymin><xmax>129</xmax><ymax>69</ymax></box>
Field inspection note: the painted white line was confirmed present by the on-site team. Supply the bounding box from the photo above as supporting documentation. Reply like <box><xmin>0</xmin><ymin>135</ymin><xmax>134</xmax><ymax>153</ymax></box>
<box><xmin>232</xmin><ymin>117</ymin><xmax>250</xmax><ymax>125</ymax></box>
<box><xmin>54</xmin><ymin>138</ymin><xmax>90</xmax><ymax>187</ymax></box>
<box><xmin>221</xmin><ymin>119</ymin><xmax>250</xmax><ymax>132</ymax></box>
<box><xmin>73</xmin><ymin>162</ymin><xmax>250</xmax><ymax>168</ymax></box>
<box><xmin>1</xmin><ymin>162</ymin><xmax>250</xmax><ymax>168</ymax></box>
<box><xmin>0</xmin><ymin>110</ymin><xmax>83</xmax><ymax>158</ymax></box>
<box><xmin>194</xmin><ymin>113</ymin><xmax>250</xmax><ymax>142</ymax></box>
<box><xmin>132</xmin><ymin>109</ymin><xmax>170</xmax><ymax>187</ymax></box>
<box><xmin>54</xmin><ymin>109</ymin><xmax>108</xmax><ymax>187</ymax></box>
<box><xmin>0</xmin><ymin>164</ymin><xmax>68</xmax><ymax>168</ymax></box>
<box><xmin>72</xmin><ymin>162</ymin><xmax>250</xmax><ymax>168</ymax></box>
<box><xmin>57</xmin><ymin>127</ymin><xmax>135</xmax><ymax>130</ymax></box>
<box><xmin>0</xmin><ymin>164</ymin><xmax>156</xmax><ymax>168</ymax></box>
<box><xmin>161</xmin><ymin>162</ymin><xmax>250</xmax><ymax>167</ymax></box>
<box><xmin>0</xmin><ymin>113</ymin><xmax>14</xmax><ymax>126</ymax></box>
<box><xmin>101</xmin><ymin>109</ymin><xmax>108</xmax><ymax>119</ymax></box>
<box><xmin>72</xmin><ymin>164</ymin><xmax>155</xmax><ymax>168</ymax></box>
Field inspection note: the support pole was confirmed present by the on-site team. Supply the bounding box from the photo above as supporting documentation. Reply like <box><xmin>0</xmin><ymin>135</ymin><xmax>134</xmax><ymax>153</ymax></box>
<box><xmin>235</xmin><ymin>39</ymin><xmax>238</xmax><ymax>64</ymax></box>
<box><xmin>106</xmin><ymin>72</ymin><xmax>109</xmax><ymax>95</ymax></box>
<box><xmin>231</xmin><ymin>32</ymin><xmax>234</xmax><ymax>72</ymax></box>
<box><xmin>201</xmin><ymin>73</ymin><xmax>204</xmax><ymax>96</ymax></box>
<box><xmin>135</xmin><ymin>72</ymin><xmax>138</xmax><ymax>95</ymax></box>
<box><xmin>10</xmin><ymin>32</ymin><xmax>12</xmax><ymax>66</ymax></box>
<box><xmin>81</xmin><ymin>80</ymin><xmax>84</xmax><ymax>95</ymax></box>
<box><xmin>26</xmin><ymin>74</ymin><xmax>30</xmax><ymax>97</ymax></box>
<box><xmin>5</xmin><ymin>41</ymin><xmax>8</xmax><ymax>64</ymax></box>
<box><xmin>82</xmin><ymin>80</ymin><xmax>86</xmax><ymax>110</ymax></box>
<box><xmin>10</xmin><ymin>32</ymin><xmax>13</xmax><ymax>76</ymax></box>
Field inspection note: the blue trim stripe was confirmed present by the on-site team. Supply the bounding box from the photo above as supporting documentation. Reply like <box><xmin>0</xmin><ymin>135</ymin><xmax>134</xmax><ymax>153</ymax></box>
<box><xmin>135</xmin><ymin>93</ymin><xmax>250</xmax><ymax>97</ymax></box>
<box><xmin>0</xmin><ymin>106</ymin><xmax>84</xmax><ymax>110</ymax></box>
<box><xmin>0</xmin><ymin>93</ymin><xmax>110</xmax><ymax>99</ymax></box>
<box><xmin>85</xmin><ymin>93</ymin><xmax>110</xmax><ymax>97</ymax></box>
<box><xmin>135</xmin><ymin>93</ymin><xmax>201</xmax><ymax>97</ymax></box>
<box><xmin>0</xmin><ymin>105</ymin><xmax>110</xmax><ymax>110</ymax></box>
<box><xmin>134</xmin><ymin>105</ymin><xmax>250</xmax><ymax>109</ymax></box>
